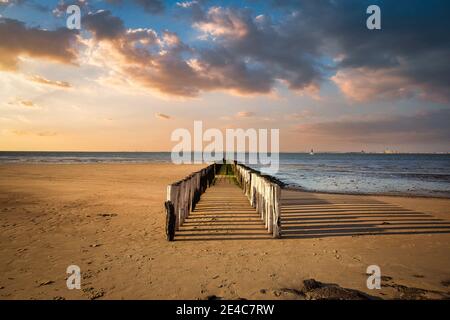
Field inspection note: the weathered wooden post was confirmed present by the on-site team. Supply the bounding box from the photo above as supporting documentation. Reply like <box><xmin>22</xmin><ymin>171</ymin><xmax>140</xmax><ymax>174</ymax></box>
<box><xmin>250</xmin><ymin>173</ymin><xmax>257</xmax><ymax>208</ymax></box>
<box><xmin>273</xmin><ymin>183</ymin><xmax>281</xmax><ymax>238</ymax></box>
<box><xmin>164</xmin><ymin>201</ymin><xmax>176</xmax><ymax>241</ymax></box>
<box><xmin>167</xmin><ymin>183</ymin><xmax>180</xmax><ymax>229</ymax></box>
<box><xmin>178</xmin><ymin>180</ymin><xmax>185</xmax><ymax>228</ymax></box>
<box><xmin>267</xmin><ymin>183</ymin><xmax>274</xmax><ymax>233</ymax></box>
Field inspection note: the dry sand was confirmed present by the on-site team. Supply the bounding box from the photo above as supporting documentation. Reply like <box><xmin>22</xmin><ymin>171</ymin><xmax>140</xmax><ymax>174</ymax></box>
<box><xmin>0</xmin><ymin>163</ymin><xmax>449</xmax><ymax>300</ymax></box>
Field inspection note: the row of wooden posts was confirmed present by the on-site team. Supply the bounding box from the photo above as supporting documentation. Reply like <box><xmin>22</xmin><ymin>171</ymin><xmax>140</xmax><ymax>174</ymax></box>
<box><xmin>164</xmin><ymin>161</ymin><xmax>282</xmax><ymax>241</ymax></box>
<box><xmin>164</xmin><ymin>163</ymin><xmax>218</xmax><ymax>241</ymax></box>
<box><xmin>230</xmin><ymin>161</ymin><xmax>282</xmax><ymax>238</ymax></box>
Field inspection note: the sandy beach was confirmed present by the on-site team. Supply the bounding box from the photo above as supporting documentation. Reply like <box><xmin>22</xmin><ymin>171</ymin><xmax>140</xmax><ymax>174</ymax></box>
<box><xmin>0</xmin><ymin>163</ymin><xmax>449</xmax><ymax>300</ymax></box>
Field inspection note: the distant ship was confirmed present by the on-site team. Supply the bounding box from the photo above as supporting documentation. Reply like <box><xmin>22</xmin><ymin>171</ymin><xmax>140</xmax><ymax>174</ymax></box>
<box><xmin>309</xmin><ymin>149</ymin><xmax>314</xmax><ymax>155</ymax></box>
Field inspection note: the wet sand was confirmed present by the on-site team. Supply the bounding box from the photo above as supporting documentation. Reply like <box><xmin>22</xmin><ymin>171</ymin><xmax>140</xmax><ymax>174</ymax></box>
<box><xmin>0</xmin><ymin>163</ymin><xmax>449</xmax><ymax>300</ymax></box>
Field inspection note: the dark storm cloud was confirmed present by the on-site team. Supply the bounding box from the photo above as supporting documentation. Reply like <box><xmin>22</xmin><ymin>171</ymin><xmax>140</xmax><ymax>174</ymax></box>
<box><xmin>191</xmin><ymin>5</ymin><xmax>327</xmax><ymax>93</ymax></box>
<box><xmin>0</xmin><ymin>18</ymin><xmax>79</xmax><ymax>70</ymax></box>
<box><xmin>196</xmin><ymin>46</ymin><xmax>276</xmax><ymax>94</ymax></box>
<box><xmin>82</xmin><ymin>10</ymin><xmax>125</xmax><ymax>40</ymax></box>
<box><xmin>272</xmin><ymin>0</ymin><xmax>450</xmax><ymax>101</ymax></box>
<box><xmin>173</xmin><ymin>0</ymin><xmax>449</xmax><ymax>100</ymax></box>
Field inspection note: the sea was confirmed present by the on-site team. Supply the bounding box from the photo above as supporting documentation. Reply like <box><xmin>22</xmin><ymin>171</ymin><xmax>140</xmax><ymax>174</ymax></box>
<box><xmin>1</xmin><ymin>151</ymin><xmax>449</xmax><ymax>198</ymax></box>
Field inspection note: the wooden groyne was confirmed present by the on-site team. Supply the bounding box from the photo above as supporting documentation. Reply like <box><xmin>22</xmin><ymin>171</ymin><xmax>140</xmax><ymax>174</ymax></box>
<box><xmin>231</xmin><ymin>162</ymin><xmax>282</xmax><ymax>238</ymax></box>
<box><xmin>165</xmin><ymin>162</ymin><xmax>450</xmax><ymax>242</ymax></box>
<box><xmin>165</xmin><ymin>163</ymin><xmax>218</xmax><ymax>241</ymax></box>
<box><xmin>165</xmin><ymin>161</ymin><xmax>283</xmax><ymax>241</ymax></box>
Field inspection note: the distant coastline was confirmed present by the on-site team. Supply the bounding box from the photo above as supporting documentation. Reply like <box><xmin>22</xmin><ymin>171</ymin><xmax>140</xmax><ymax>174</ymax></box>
<box><xmin>1</xmin><ymin>152</ymin><xmax>449</xmax><ymax>198</ymax></box>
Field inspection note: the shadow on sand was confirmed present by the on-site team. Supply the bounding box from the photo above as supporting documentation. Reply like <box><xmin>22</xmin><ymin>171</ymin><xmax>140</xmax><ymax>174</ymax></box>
<box><xmin>175</xmin><ymin>183</ymin><xmax>450</xmax><ymax>241</ymax></box>
<box><xmin>280</xmin><ymin>192</ymin><xmax>450</xmax><ymax>239</ymax></box>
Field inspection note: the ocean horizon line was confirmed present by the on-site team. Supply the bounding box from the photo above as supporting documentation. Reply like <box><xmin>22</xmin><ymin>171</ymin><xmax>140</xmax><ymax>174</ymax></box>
<box><xmin>0</xmin><ymin>150</ymin><xmax>449</xmax><ymax>155</ymax></box>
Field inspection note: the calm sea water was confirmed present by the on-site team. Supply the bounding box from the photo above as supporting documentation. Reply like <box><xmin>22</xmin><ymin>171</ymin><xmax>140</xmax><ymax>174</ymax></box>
<box><xmin>254</xmin><ymin>153</ymin><xmax>450</xmax><ymax>198</ymax></box>
<box><xmin>1</xmin><ymin>152</ymin><xmax>449</xmax><ymax>197</ymax></box>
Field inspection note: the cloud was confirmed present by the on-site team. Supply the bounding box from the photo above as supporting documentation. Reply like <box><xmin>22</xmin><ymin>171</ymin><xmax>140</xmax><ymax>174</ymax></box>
<box><xmin>175</xmin><ymin>0</ymin><xmax>206</xmax><ymax>21</ymax></box>
<box><xmin>52</xmin><ymin>0</ymin><xmax>90</xmax><ymax>17</ymax></box>
<box><xmin>331</xmin><ymin>68</ymin><xmax>417</xmax><ymax>102</ymax></box>
<box><xmin>106</xmin><ymin>0</ymin><xmax>165</xmax><ymax>14</ymax></box>
<box><xmin>10</xmin><ymin>129</ymin><xmax>58</xmax><ymax>137</ymax></box>
<box><xmin>80</xmin><ymin>7</ymin><xmax>326</xmax><ymax>97</ymax></box>
<box><xmin>289</xmin><ymin>110</ymin><xmax>313</xmax><ymax>120</ymax></box>
<box><xmin>236</xmin><ymin>111</ymin><xmax>255</xmax><ymax>118</ymax></box>
<box><xmin>174</xmin><ymin>0</ymin><xmax>449</xmax><ymax>102</ymax></box>
<box><xmin>82</xmin><ymin>10</ymin><xmax>125</xmax><ymax>40</ymax></box>
<box><xmin>176</xmin><ymin>0</ymin><xmax>200</xmax><ymax>9</ymax></box>
<box><xmin>279</xmin><ymin>0</ymin><xmax>450</xmax><ymax>102</ymax></box>
<box><xmin>192</xmin><ymin>6</ymin><xmax>325</xmax><ymax>93</ymax></box>
<box><xmin>28</xmin><ymin>75</ymin><xmax>71</xmax><ymax>88</ymax></box>
<box><xmin>296</xmin><ymin>109</ymin><xmax>450</xmax><ymax>145</ymax></box>
<box><xmin>5</xmin><ymin>1</ymin><xmax>448</xmax><ymax>102</ymax></box>
<box><xmin>332</xmin><ymin>63</ymin><xmax>450</xmax><ymax>104</ymax></box>
<box><xmin>0</xmin><ymin>0</ymin><xmax>49</xmax><ymax>12</ymax></box>
<box><xmin>6</xmin><ymin>98</ymin><xmax>36</xmax><ymax>108</ymax></box>
<box><xmin>18</xmin><ymin>1</ymin><xmax>444</xmax><ymax>102</ymax></box>
<box><xmin>155</xmin><ymin>112</ymin><xmax>171</xmax><ymax>120</ymax></box>
<box><xmin>81</xmin><ymin>11</ymin><xmax>209</xmax><ymax>97</ymax></box>
<box><xmin>18</xmin><ymin>99</ymin><xmax>35</xmax><ymax>108</ymax></box>
<box><xmin>7</xmin><ymin>97</ymin><xmax>42</xmax><ymax>109</ymax></box>
<box><xmin>0</xmin><ymin>0</ymin><xmax>24</xmax><ymax>7</ymax></box>
<box><xmin>0</xmin><ymin>18</ymin><xmax>79</xmax><ymax>71</ymax></box>
<box><xmin>194</xmin><ymin>7</ymin><xmax>250</xmax><ymax>38</ymax></box>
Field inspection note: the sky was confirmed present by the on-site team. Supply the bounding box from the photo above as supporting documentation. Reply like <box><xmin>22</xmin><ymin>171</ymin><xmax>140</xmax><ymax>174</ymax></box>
<box><xmin>0</xmin><ymin>0</ymin><xmax>449</xmax><ymax>152</ymax></box>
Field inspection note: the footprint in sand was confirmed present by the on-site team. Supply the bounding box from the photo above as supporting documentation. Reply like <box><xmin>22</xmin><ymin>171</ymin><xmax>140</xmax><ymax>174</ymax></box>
<box><xmin>82</xmin><ymin>287</ymin><xmax>105</xmax><ymax>300</ymax></box>
<box><xmin>441</xmin><ymin>280</ymin><xmax>450</xmax><ymax>287</ymax></box>
<box><xmin>37</xmin><ymin>280</ymin><xmax>54</xmax><ymax>287</ymax></box>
